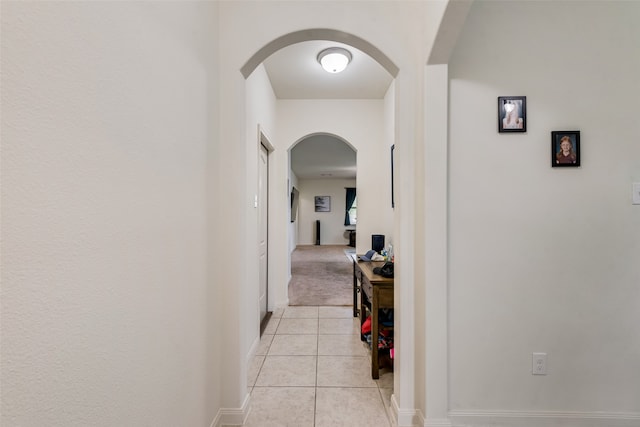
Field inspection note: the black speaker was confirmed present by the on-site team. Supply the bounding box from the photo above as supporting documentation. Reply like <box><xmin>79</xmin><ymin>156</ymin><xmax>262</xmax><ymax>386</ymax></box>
<box><xmin>315</xmin><ymin>220</ymin><xmax>320</xmax><ymax>245</ymax></box>
<box><xmin>371</xmin><ymin>234</ymin><xmax>385</xmax><ymax>253</ymax></box>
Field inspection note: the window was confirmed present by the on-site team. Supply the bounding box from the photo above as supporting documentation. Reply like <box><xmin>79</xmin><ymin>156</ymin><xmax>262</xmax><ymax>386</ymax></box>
<box><xmin>348</xmin><ymin>196</ymin><xmax>357</xmax><ymax>225</ymax></box>
<box><xmin>345</xmin><ymin>187</ymin><xmax>357</xmax><ymax>225</ymax></box>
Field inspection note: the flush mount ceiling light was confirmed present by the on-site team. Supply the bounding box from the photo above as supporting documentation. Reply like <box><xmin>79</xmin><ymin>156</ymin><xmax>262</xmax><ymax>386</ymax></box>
<box><xmin>317</xmin><ymin>47</ymin><xmax>352</xmax><ymax>73</ymax></box>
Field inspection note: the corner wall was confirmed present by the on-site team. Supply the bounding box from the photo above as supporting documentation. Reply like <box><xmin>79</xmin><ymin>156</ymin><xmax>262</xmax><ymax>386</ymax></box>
<box><xmin>447</xmin><ymin>1</ymin><xmax>640</xmax><ymax>424</ymax></box>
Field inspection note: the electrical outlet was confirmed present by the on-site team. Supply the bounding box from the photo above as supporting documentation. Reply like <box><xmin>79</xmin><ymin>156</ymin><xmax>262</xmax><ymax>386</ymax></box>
<box><xmin>532</xmin><ymin>353</ymin><xmax>547</xmax><ymax>375</ymax></box>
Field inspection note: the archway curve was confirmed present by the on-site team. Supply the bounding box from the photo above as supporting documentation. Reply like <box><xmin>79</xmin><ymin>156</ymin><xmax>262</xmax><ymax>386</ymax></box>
<box><xmin>289</xmin><ymin>131</ymin><xmax>357</xmax><ymax>153</ymax></box>
<box><xmin>240</xmin><ymin>28</ymin><xmax>399</xmax><ymax>79</ymax></box>
<box><xmin>289</xmin><ymin>132</ymin><xmax>357</xmax><ymax>182</ymax></box>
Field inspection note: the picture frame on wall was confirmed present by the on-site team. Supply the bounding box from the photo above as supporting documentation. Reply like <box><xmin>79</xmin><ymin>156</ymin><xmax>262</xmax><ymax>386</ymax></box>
<box><xmin>290</xmin><ymin>187</ymin><xmax>299</xmax><ymax>222</ymax></box>
<box><xmin>498</xmin><ymin>96</ymin><xmax>526</xmax><ymax>133</ymax></box>
<box><xmin>391</xmin><ymin>144</ymin><xmax>395</xmax><ymax>208</ymax></box>
<box><xmin>314</xmin><ymin>196</ymin><xmax>331</xmax><ymax>212</ymax></box>
<box><xmin>551</xmin><ymin>131</ymin><xmax>580</xmax><ymax>167</ymax></box>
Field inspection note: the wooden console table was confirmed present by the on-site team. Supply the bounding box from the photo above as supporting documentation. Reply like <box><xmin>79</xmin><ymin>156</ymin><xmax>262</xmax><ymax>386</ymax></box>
<box><xmin>350</xmin><ymin>255</ymin><xmax>394</xmax><ymax>379</ymax></box>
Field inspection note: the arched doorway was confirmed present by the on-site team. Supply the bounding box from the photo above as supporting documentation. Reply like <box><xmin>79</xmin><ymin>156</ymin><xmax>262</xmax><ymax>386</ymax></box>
<box><xmin>236</xmin><ymin>25</ymin><xmax>413</xmax><ymax>425</ymax></box>
<box><xmin>288</xmin><ymin>133</ymin><xmax>357</xmax><ymax>305</ymax></box>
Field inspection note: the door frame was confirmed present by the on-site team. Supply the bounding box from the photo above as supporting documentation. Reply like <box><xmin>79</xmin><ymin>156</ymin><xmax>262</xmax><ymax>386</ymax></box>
<box><xmin>258</xmin><ymin>126</ymin><xmax>274</xmax><ymax>335</ymax></box>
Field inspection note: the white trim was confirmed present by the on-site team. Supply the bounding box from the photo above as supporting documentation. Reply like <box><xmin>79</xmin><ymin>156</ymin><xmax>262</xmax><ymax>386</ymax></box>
<box><xmin>258</xmin><ymin>125</ymin><xmax>273</xmax><ymax>334</ymax></box>
<box><xmin>394</xmin><ymin>64</ymin><xmax>418</xmax><ymax>424</ymax></box>
<box><xmin>209</xmin><ymin>410</ymin><xmax>222</xmax><ymax>427</ymax></box>
<box><xmin>390</xmin><ymin>393</ymin><xmax>399</xmax><ymax>425</ymax></box>
<box><xmin>423</xmin><ymin>62</ymin><xmax>451</xmax><ymax>425</ymax></box>
<box><xmin>449</xmin><ymin>410</ymin><xmax>640</xmax><ymax>427</ymax></box>
<box><xmin>211</xmin><ymin>394</ymin><xmax>251</xmax><ymax>426</ymax></box>
<box><xmin>392</xmin><ymin>393</ymin><xmax>422</xmax><ymax>427</ymax></box>
<box><xmin>257</xmin><ymin>124</ymin><xmax>274</xmax><ymax>152</ymax></box>
<box><xmin>412</xmin><ymin>406</ymin><xmax>453</xmax><ymax>427</ymax></box>
<box><xmin>424</xmin><ymin>417</ymin><xmax>453</xmax><ymax>427</ymax></box>
<box><xmin>414</xmin><ymin>408</ymin><xmax>425</xmax><ymax>427</ymax></box>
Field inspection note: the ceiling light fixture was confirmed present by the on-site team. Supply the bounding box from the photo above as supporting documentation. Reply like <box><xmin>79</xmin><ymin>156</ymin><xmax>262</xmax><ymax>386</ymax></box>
<box><xmin>317</xmin><ymin>47</ymin><xmax>352</xmax><ymax>73</ymax></box>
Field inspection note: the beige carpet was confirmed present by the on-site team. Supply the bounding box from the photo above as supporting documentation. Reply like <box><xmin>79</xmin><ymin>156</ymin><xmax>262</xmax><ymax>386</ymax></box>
<box><xmin>288</xmin><ymin>245</ymin><xmax>354</xmax><ymax>306</ymax></box>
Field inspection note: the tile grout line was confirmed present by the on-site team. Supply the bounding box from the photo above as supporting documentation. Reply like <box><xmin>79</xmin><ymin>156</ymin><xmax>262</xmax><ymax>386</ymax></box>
<box><xmin>252</xmin><ymin>307</ymin><xmax>391</xmax><ymax>426</ymax></box>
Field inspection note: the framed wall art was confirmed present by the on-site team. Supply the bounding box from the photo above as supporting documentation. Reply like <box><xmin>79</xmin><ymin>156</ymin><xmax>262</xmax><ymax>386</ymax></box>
<box><xmin>290</xmin><ymin>186</ymin><xmax>299</xmax><ymax>222</ymax></box>
<box><xmin>551</xmin><ymin>131</ymin><xmax>580</xmax><ymax>167</ymax></box>
<box><xmin>391</xmin><ymin>144</ymin><xmax>395</xmax><ymax>208</ymax></box>
<box><xmin>314</xmin><ymin>196</ymin><xmax>331</xmax><ymax>212</ymax></box>
<box><xmin>498</xmin><ymin>96</ymin><xmax>526</xmax><ymax>133</ymax></box>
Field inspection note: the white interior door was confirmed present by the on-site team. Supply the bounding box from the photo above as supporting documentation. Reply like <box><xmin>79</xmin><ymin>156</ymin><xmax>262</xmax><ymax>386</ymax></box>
<box><xmin>258</xmin><ymin>144</ymin><xmax>269</xmax><ymax>325</ymax></box>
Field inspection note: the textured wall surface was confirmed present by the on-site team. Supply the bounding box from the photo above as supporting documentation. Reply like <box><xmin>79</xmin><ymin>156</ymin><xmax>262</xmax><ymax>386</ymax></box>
<box><xmin>448</xmin><ymin>0</ymin><xmax>640</xmax><ymax>418</ymax></box>
<box><xmin>1</xmin><ymin>2</ymin><xmax>220</xmax><ymax>425</ymax></box>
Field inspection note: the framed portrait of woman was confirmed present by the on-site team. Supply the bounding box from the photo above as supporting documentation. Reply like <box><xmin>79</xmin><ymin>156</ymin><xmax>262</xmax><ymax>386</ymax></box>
<box><xmin>498</xmin><ymin>96</ymin><xmax>526</xmax><ymax>133</ymax></box>
<box><xmin>551</xmin><ymin>131</ymin><xmax>580</xmax><ymax>167</ymax></box>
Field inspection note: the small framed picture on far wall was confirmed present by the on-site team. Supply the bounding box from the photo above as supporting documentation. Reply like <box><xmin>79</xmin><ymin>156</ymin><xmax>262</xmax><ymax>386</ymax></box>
<box><xmin>314</xmin><ymin>196</ymin><xmax>331</xmax><ymax>212</ymax></box>
<box><xmin>551</xmin><ymin>131</ymin><xmax>580</xmax><ymax>167</ymax></box>
<box><xmin>498</xmin><ymin>96</ymin><xmax>526</xmax><ymax>133</ymax></box>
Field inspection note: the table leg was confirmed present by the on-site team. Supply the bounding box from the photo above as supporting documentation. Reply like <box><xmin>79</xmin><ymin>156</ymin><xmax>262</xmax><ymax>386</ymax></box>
<box><xmin>371</xmin><ymin>288</ymin><xmax>379</xmax><ymax>379</ymax></box>
<box><xmin>352</xmin><ymin>259</ymin><xmax>358</xmax><ymax>317</ymax></box>
<box><xmin>360</xmin><ymin>289</ymin><xmax>367</xmax><ymax>341</ymax></box>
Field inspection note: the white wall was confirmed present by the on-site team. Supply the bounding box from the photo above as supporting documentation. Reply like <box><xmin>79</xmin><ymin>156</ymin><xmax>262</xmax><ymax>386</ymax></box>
<box><xmin>297</xmin><ymin>179</ymin><xmax>356</xmax><ymax>246</ymax></box>
<box><xmin>1</xmin><ymin>2</ymin><xmax>221</xmax><ymax>426</ymax></box>
<box><xmin>447</xmin><ymin>1</ymin><xmax>640</xmax><ymax>424</ymax></box>
<box><xmin>420</xmin><ymin>2</ymin><xmax>473</xmax><ymax>423</ymax></box>
<box><xmin>287</xmin><ymin>171</ymin><xmax>300</xmax><ymax>289</ymax></box>
<box><xmin>244</xmin><ymin>64</ymin><xmax>278</xmax><ymax>357</ymax></box>
<box><xmin>289</xmin><ymin>171</ymin><xmax>300</xmax><ymax>255</ymax></box>
<box><xmin>277</xmin><ymin>100</ymin><xmax>393</xmax><ymax>254</ymax></box>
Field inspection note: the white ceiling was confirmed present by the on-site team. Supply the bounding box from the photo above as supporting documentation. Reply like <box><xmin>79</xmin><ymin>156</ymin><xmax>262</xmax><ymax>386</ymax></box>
<box><xmin>263</xmin><ymin>40</ymin><xmax>393</xmax><ymax>180</ymax></box>
<box><xmin>290</xmin><ymin>135</ymin><xmax>356</xmax><ymax>179</ymax></box>
<box><xmin>263</xmin><ymin>40</ymin><xmax>393</xmax><ymax>100</ymax></box>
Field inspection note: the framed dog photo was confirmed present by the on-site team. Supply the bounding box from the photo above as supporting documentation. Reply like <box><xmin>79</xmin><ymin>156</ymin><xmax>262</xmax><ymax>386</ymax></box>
<box><xmin>498</xmin><ymin>96</ymin><xmax>526</xmax><ymax>133</ymax></box>
<box><xmin>551</xmin><ymin>131</ymin><xmax>580</xmax><ymax>167</ymax></box>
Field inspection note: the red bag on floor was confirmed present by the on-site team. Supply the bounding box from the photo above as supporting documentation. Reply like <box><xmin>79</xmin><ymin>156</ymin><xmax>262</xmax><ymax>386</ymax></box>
<box><xmin>361</xmin><ymin>316</ymin><xmax>372</xmax><ymax>334</ymax></box>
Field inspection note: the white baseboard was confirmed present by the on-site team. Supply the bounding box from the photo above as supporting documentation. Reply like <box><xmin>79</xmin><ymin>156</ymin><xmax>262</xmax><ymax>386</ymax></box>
<box><xmin>209</xmin><ymin>410</ymin><xmax>222</xmax><ymax>427</ymax></box>
<box><xmin>449</xmin><ymin>410</ymin><xmax>640</xmax><ymax>427</ymax></box>
<box><xmin>210</xmin><ymin>394</ymin><xmax>251</xmax><ymax>427</ymax></box>
<box><xmin>424</xmin><ymin>418</ymin><xmax>453</xmax><ymax>427</ymax></box>
<box><xmin>388</xmin><ymin>405</ymin><xmax>640</xmax><ymax>426</ymax></box>
<box><xmin>391</xmin><ymin>394</ymin><xmax>423</xmax><ymax>427</ymax></box>
<box><xmin>410</xmin><ymin>406</ymin><xmax>452</xmax><ymax>427</ymax></box>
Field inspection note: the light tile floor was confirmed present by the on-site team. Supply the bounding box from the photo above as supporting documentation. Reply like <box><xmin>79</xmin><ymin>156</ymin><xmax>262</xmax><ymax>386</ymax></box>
<box><xmin>244</xmin><ymin>305</ymin><xmax>394</xmax><ymax>427</ymax></box>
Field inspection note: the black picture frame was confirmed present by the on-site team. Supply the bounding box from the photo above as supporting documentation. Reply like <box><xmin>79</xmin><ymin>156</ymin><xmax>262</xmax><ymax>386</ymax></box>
<box><xmin>551</xmin><ymin>131</ymin><xmax>580</xmax><ymax>167</ymax></box>
<box><xmin>391</xmin><ymin>144</ymin><xmax>395</xmax><ymax>208</ymax></box>
<box><xmin>290</xmin><ymin>187</ymin><xmax>299</xmax><ymax>222</ymax></box>
<box><xmin>314</xmin><ymin>196</ymin><xmax>331</xmax><ymax>212</ymax></box>
<box><xmin>498</xmin><ymin>96</ymin><xmax>527</xmax><ymax>133</ymax></box>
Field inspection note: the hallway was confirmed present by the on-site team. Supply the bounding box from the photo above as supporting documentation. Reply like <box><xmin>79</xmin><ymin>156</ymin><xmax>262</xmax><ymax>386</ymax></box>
<box><xmin>244</xmin><ymin>306</ymin><xmax>394</xmax><ymax>426</ymax></box>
